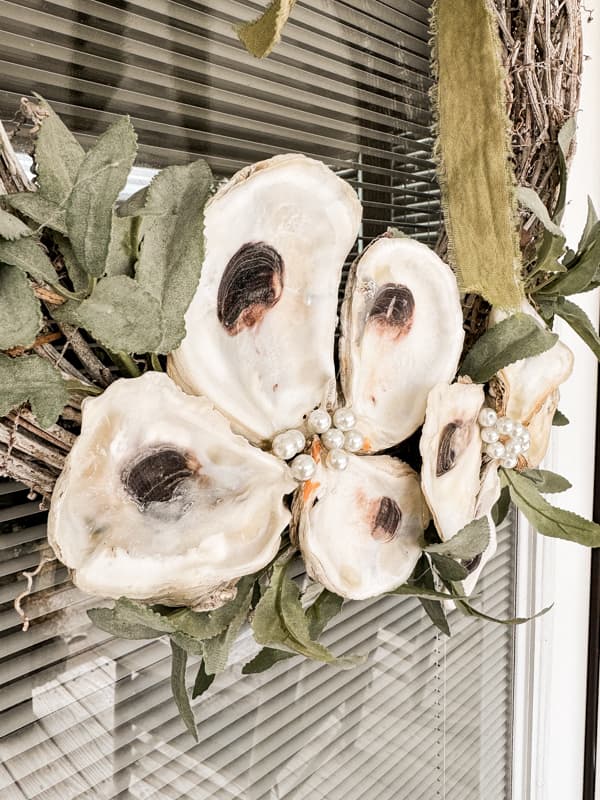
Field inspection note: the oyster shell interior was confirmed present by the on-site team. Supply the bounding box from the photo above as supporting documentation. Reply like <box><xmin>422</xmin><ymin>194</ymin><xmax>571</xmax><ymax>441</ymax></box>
<box><xmin>295</xmin><ymin>450</ymin><xmax>428</xmax><ymax>599</ymax></box>
<box><xmin>48</xmin><ymin>372</ymin><xmax>295</xmax><ymax>608</ymax></box>
<box><xmin>168</xmin><ymin>153</ymin><xmax>362</xmax><ymax>445</ymax></box>
<box><xmin>340</xmin><ymin>234</ymin><xmax>465</xmax><ymax>452</ymax></box>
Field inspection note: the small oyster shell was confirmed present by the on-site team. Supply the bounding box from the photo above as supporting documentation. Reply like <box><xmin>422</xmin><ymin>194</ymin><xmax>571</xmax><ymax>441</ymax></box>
<box><xmin>489</xmin><ymin>302</ymin><xmax>573</xmax><ymax>467</ymax></box>
<box><xmin>169</xmin><ymin>153</ymin><xmax>362</xmax><ymax>445</ymax></box>
<box><xmin>294</xmin><ymin>452</ymin><xmax>429</xmax><ymax>599</ymax></box>
<box><xmin>461</xmin><ymin>461</ymin><xmax>501</xmax><ymax>596</ymax></box>
<box><xmin>48</xmin><ymin>372</ymin><xmax>295</xmax><ymax>608</ymax></box>
<box><xmin>340</xmin><ymin>234</ymin><xmax>464</xmax><ymax>451</ymax></box>
<box><xmin>420</xmin><ymin>382</ymin><xmax>485</xmax><ymax>541</ymax></box>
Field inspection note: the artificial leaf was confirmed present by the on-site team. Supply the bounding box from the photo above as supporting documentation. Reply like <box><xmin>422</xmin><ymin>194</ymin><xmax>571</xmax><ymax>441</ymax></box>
<box><xmin>516</xmin><ymin>187</ymin><xmax>563</xmax><ymax>237</ymax></box>
<box><xmin>429</xmin><ymin>552</ymin><xmax>469</xmax><ymax>582</ymax></box>
<box><xmin>425</xmin><ymin>517</ymin><xmax>490</xmax><ymax>560</ymax></box>
<box><xmin>105</xmin><ymin>214</ymin><xmax>136</xmax><ymax>277</ymax></box>
<box><xmin>135</xmin><ymin>160</ymin><xmax>212</xmax><ymax>353</ymax></box>
<box><xmin>533</xmin><ymin>229</ymin><xmax>567</xmax><ymax>276</ymax></box>
<box><xmin>555</xmin><ymin>297</ymin><xmax>600</xmax><ymax>359</ymax></box>
<box><xmin>117</xmin><ymin>164</ymin><xmax>202</xmax><ymax>218</ymax></box>
<box><xmin>459</xmin><ymin>313</ymin><xmax>557</xmax><ymax>383</ymax></box>
<box><xmin>578</xmin><ymin>197</ymin><xmax>599</xmax><ymax>253</ymax></box>
<box><xmin>192</xmin><ymin>660</ymin><xmax>215</xmax><ymax>699</ymax></box>
<box><xmin>252</xmin><ymin>557</ymin><xmax>363</xmax><ymax>667</ymax></box>
<box><xmin>520</xmin><ymin>469</ymin><xmax>572</xmax><ymax>494</ymax></box>
<box><xmin>33</xmin><ymin>97</ymin><xmax>85</xmax><ymax>204</ymax></box>
<box><xmin>203</xmin><ymin>580</ymin><xmax>255</xmax><ymax>675</ymax></box>
<box><xmin>492</xmin><ymin>486</ymin><xmax>511</xmax><ymax>526</ymax></box>
<box><xmin>237</xmin><ymin>0</ymin><xmax>297</xmax><ymax>59</ymax></box>
<box><xmin>0</xmin><ymin>237</ymin><xmax>59</xmax><ymax>287</ymax></box>
<box><xmin>0</xmin><ymin>207</ymin><xmax>31</xmax><ymax>240</ymax></box>
<box><xmin>554</xmin><ymin>117</ymin><xmax>576</xmax><ymax>224</ymax></box>
<box><xmin>0</xmin><ymin>354</ymin><xmax>68</xmax><ymax>428</ymax></box>
<box><xmin>553</xmin><ymin>409</ymin><xmax>570</xmax><ymax>427</ymax></box>
<box><xmin>49</xmin><ymin>299</ymin><xmax>83</xmax><ymax>326</ymax></box>
<box><xmin>242</xmin><ymin>646</ymin><xmax>294</xmax><ymax>674</ymax></box>
<box><xmin>7</xmin><ymin>192</ymin><xmax>67</xmax><ymax>235</ymax></box>
<box><xmin>0</xmin><ymin>265</ymin><xmax>42</xmax><ymax>349</ymax></box>
<box><xmin>387</xmin><ymin>584</ymin><xmax>467</xmax><ymax>600</ymax></box>
<box><xmin>412</xmin><ymin>554</ymin><xmax>451</xmax><ymax>637</ymax></box>
<box><xmin>454</xmin><ymin>597</ymin><xmax>552</xmax><ymax>626</ymax></box>
<box><xmin>111</xmin><ymin>597</ymin><xmax>176</xmax><ymax>633</ymax></box>
<box><xmin>169</xmin><ymin>575</ymin><xmax>257</xmax><ymax>641</ymax></box>
<box><xmin>170</xmin><ymin>640</ymin><xmax>198</xmax><ymax>741</ymax></box>
<box><xmin>501</xmin><ymin>468</ymin><xmax>600</xmax><ymax>547</ymax></box>
<box><xmin>170</xmin><ymin>631</ymin><xmax>205</xmax><ymax>657</ymax></box>
<box><xmin>66</xmin><ymin>116</ymin><xmax>137</xmax><ymax>278</ymax></box>
<box><xmin>76</xmin><ymin>275</ymin><xmax>162</xmax><ymax>353</ymax></box>
<box><xmin>541</xmin><ymin>230</ymin><xmax>600</xmax><ymax>296</ymax></box>
<box><xmin>54</xmin><ymin>234</ymin><xmax>89</xmax><ymax>294</ymax></box>
<box><xmin>87</xmin><ymin>607</ymin><xmax>162</xmax><ymax>640</ymax></box>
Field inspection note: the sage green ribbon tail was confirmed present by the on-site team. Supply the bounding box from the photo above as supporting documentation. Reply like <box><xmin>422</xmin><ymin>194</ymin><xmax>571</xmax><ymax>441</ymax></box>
<box><xmin>432</xmin><ymin>0</ymin><xmax>524</xmax><ymax>310</ymax></box>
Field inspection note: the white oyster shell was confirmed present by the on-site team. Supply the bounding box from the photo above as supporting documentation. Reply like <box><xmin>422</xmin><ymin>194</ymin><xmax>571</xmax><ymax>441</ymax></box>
<box><xmin>340</xmin><ymin>234</ymin><xmax>464</xmax><ymax>452</ymax></box>
<box><xmin>48</xmin><ymin>372</ymin><xmax>295</xmax><ymax>608</ymax></box>
<box><xmin>295</xmin><ymin>450</ymin><xmax>428</xmax><ymax>599</ymax></box>
<box><xmin>420</xmin><ymin>381</ymin><xmax>485</xmax><ymax>541</ymax></box>
<box><xmin>489</xmin><ymin>301</ymin><xmax>573</xmax><ymax>467</ymax></box>
<box><xmin>461</xmin><ymin>461</ymin><xmax>501</xmax><ymax>596</ymax></box>
<box><xmin>168</xmin><ymin>153</ymin><xmax>362</xmax><ymax>445</ymax></box>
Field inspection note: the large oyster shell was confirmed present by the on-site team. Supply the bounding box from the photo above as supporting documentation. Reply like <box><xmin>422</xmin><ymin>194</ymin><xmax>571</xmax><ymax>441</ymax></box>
<box><xmin>489</xmin><ymin>301</ymin><xmax>573</xmax><ymax>467</ymax></box>
<box><xmin>420</xmin><ymin>381</ymin><xmax>485</xmax><ymax>541</ymax></box>
<box><xmin>340</xmin><ymin>233</ymin><xmax>464</xmax><ymax>451</ymax></box>
<box><xmin>168</xmin><ymin>154</ymin><xmax>362</xmax><ymax>445</ymax></box>
<box><xmin>294</xmin><ymin>450</ymin><xmax>428</xmax><ymax>599</ymax></box>
<box><xmin>48</xmin><ymin>372</ymin><xmax>295</xmax><ymax>609</ymax></box>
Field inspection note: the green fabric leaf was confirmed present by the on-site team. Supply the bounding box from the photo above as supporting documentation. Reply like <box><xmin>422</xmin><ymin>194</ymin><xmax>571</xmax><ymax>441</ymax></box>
<box><xmin>6</xmin><ymin>192</ymin><xmax>67</xmax><ymax>235</ymax></box>
<box><xmin>169</xmin><ymin>640</ymin><xmax>198</xmax><ymax>741</ymax></box>
<box><xmin>169</xmin><ymin>575</ymin><xmax>257</xmax><ymax>641</ymax></box>
<box><xmin>459</xmin><ymin>312</ymin><xmax>558</xmax><ymax>383</ymax></box>
<box><xmin>117</xmin><ymin>164</ymin><xmax>205</xmax><ymax>218</ymax></box>
<box><xmin>170</xmin><ymin>631</ymin><xmax>205</xmax><ymax>657</ymax></box>
<box><xmin>0</xmin><ymin>207</ymin><xmax>31</xmax><ymax>240</ymax></box>
<box><xmin>542</xmin><ymin>228</ymin><xmax>600</xmax><ymax>296</ymax></box>
<box><xmin>430</xmin><ymin>552</ymin><xmax>469</xmax><ymax>581</ymax></box>
<box><xmin>578</xmin><ymin>198</ymin><xmax>599</xmax><ymax>253</ymax></box>
<box><xmin>0</xmin><ymin>237</ymin><xmax>59</xmax><ymax>286</ymax></box>
<box><xmin>49</xmin><ymin>299</ymin><xmax>83</xmax><ymax>326</ymax></box>
<box><xmin>520</xmin><ymin>469</ymin><xmax>572</xmax><ymax>494</ymax></box>
<box><xmin>455</xmin><ymin>597</ymin><xmax>552</xmax><ymax>626</ymax></box>
<box><xmin>554</xmin><ymin>117</ymin><xmax>577</xmax><ymax>224</ymax></box>
<box><xmin>33</xmin><ymin>97</ymin><xmax>85</xmax><ymax>204</ymax></box>
<box><xmin>387</xmin><ymin>584</ymin><xmax>466</xmax><ymax>600</ymax></box>
<box><xmin>66</xmin><ymin>117</ymin><xmax>137</xmax><ymax>277</ymax></box>
<box><xmin>242</xmin><ymin>646</ymin><xmax>294</xmax><ymax>674</ymax></box>
<box><xmin>553</xmin><ymin>409</ymin><xmax>570</xmax><ymax>427</ymax></box>
<box><xmin>112</xmin><ymin>597</ymin><xmax>176</xmax><ymax>633</ymax></box>
<box><xmin>203</xmin><ymin>581</ymin><xmax>254</xmax><ymax>675</ymax></box>
<box><xmin>425</xmin><ymin>517</ymin><xmax>490</xmax><ymax>560</ymax></box>
<box><xmin>433</xmin><ymin>0</ymin><xmax>523</xmax><ymax>309</ymax></box>
<box><xmin>0</xmin><ymin>265</ymin><xmax>43</xmax><ymax>349</ymax></box>
<box><xmin>555</xmin><ymin>297</ymin><xmax>600</xmax><ymax>359</ymax></box>
<box><xmin>105</xmin><ymin>214</ymin><xmax>136</xmax><ymax>277</ymax></box>
<box><xmin>492</xmin><ymin>486</ymin><xmax>511</xmax><ymax>526</ymax></box>
<box><xmin>413</xmin><ymin>554</ymin><xmax>451</xmax><ymax>637</ymax></box>
<box><xmin>516</xmin><ymin>187</ymin><xmax>563</xmax><ymax>237</ymax></box>
<box><xmin>135</xmin><ymin>160</ymin><xmax>212</xmax><ymax>353</ymax></box>
<box><xmin>87</xmin><ymin>607</ymin><xmax>163</xmax><ymax>640</ymax></box>
<box><xmin>237</xmin><ymin>0</ymin><xmax>297</xmax><ymax>59</ymax></box>
<box><xmin>534</xmin><ymin>230</ymin><xmax>567</xmax><ymax>276</ymax></box>
<box><xmin>76</xmin><ymin>275</ymin><xmax>162</xmax><ymax>353</ymax></box>
<box><xmin>192</xmin><ymin>660</ymin><xmax>215</xmax><ymax>699</ymax></box>
<box><xmin>501</xmin><ymin>468</ymin><xmax>600</xmax><ymax>546</ymax></box>
<box><xmin>0</xmin><ymin>354</ymin><xmax>68</xmax><ymax>428</ymax></box>
<box><xmin>252</xmin><ymin>557</ymin><xmax>363</xmax><ymax>667</ymax></box>
<box><xmin>54</xmin><ymin>234</ymin><xmax>89</xmax><ymax>294</ymax></box>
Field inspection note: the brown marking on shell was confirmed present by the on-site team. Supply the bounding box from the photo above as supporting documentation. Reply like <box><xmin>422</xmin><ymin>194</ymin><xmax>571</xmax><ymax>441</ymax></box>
<box><xmin>436</xmin><ymin>420</ymin><xmax>475</xmax><ymax>477</ymax></box>
<box><xmin>371</xmin><ymin>496</ymin><xmax>402</xmax><ymax>542</ymax></box>
<box><xmin>217</xmin><ymin>241</ymin><xmax>284</xmax><ymax>335</ymax></box>
<box><xmin>462</xmin><ymin>552</ymin><xmax>482</xmax><ymax>573</ymax></box>
<box><xmin>367</xmin><ymin>283</ymin><xmax>415</xmax><ymax>339</ymax></box>
<box><xmin>121</xmin><ymin>446</ymin><xmax>199</xmax><ymax>511</ymax></box>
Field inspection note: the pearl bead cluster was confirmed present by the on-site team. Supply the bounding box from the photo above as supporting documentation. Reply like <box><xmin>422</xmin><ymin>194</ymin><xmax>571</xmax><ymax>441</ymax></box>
<box><xmin>478</xmin><ymin>407</ymin><xmax>530</xmax><ymax>470</ymax></box>
<box><xmin>271</xmin><ymin>407</ymin><xmax>364</xmax><ymax>481</ymax></box>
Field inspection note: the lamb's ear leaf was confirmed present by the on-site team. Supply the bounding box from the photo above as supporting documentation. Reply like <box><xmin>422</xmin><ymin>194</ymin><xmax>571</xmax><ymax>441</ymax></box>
<box><xmin>87</xmin><ymin>607</ymin><xmax>162</xmax><ymax>640</ymax></box>
<box><xmin>242</xmin><ymin>646</ymin><xmax>294</xmax><ymax>674</ymax></box>
<box><xmin>192</xmin><ymin>660</ymin><xmax>215</xmax><ymax>699</ymax></box>
<box><xmin>33</xmin><ymin>96</ymin><xmax>85</xmax><ymax>204</ymax></box>
<box><xmin>237</xmin><ymin>0</ymin><xmax>297</xmax><ymax>58</ymax></box>
<box><xmin>66</xmin><ymin>116</ymin><xmax>137</xmax><ymax>278</ymax></box>
<box><xmin>492</xmin><ymin>486</ymin><xmax>511</xmax><ymax>526</ymax></box>
<box><xmin>425</xmin><ymin>517</ymin><xmax>490</xmax><ymax>560</ymax></box>
<box><xmin>454</xmin><ymin>597</ymin><xmax>553</xmax><ymax>626</ymax></box>
<box><xmin>520</xmin><ymin>469</ymin><xmax>572</xmax><ymax>494</ymax></box>
<box><xmin>553</xmin><ymin>116</ymin><xmax>577</xmax><ymax>224</ymax></box>
<box><xmin>0</xmin><ymin>265</ymin><xmax>43</xmax><ymax>350</ymax></box>
<box><xmin>0</xmin><ymin>207</ymin><xmax>32</xmax><ymax>240</ymax></box>
<box><xmin>429</xmin><ymin>552</ymin><xmax>469</xmax><ymax>582</ymax></box>
<box><xmin>202</xmin><ymin>581</ymin><xmax>255</xmax><ymax>675</ymax></box>
<box><xmin>516</xmin><ymin>187</ymin><xmax>563</xmax><ymax>237</ymax></box>
<box><xmin>6</xmin><ymin>193</ymin><xmax>67</xmax><ymax>236</ymax></box>
<box><xmin>554</xmin><ymin>297</ymin><xmax>600</xmax><ymax>359</ymax></box>
<box><xmin>111</xmin><ymin>597</ymin><xmax>176</xmax><ymax>633</ymax></box>
<box><xmin>540</xmin><ymin>224</ymin><xmax>600</xmax><ymax>297</ymax></box>
<box><xmin>0</xmin><ymin>354</ymin><xmax>68</xmax><ymax>428</ymax></box>
<box><xmin>169</xmin><ymin>640</ymin><xmax>198</xmax><ymax>741</ymax></box>
<box><xmin>459</xmin><ymin>313</ymin><xmax>557</xmax><ymax>383</ymax></box>
<box><xmin>412</xmin><ymin>554</ymin><xmax>451</xmax><ymax>637</ymax></box>
<box><xmin>0</xmin><ymin>237</ymin><xmax>59</xmax><ymax>287</ymax></box>
<box><xmin>552</xmin><ymin>409</ymin><xmax>570</xmax><ymax>427</ymax></box>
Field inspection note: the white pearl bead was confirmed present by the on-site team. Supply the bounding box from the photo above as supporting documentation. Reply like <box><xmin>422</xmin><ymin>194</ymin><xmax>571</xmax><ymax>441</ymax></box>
<box><xmin>272</xmin><ymin>432</ymin><xmax>297</xmax><ymax>461</ymax></box>
<box><xmin>481</xmin><ymin>427</ymin><xmax>500</xmax><ymax>444</ymax></box>
<box><xmin>478</xmin><ymin>407</ymin><xmax>498</xmax><ymax>427</ymax></box>
<box><xmin>332</xmin><ymin>407</ymin><xmax>356</xmax><ymax>431</ymax></box>
<box><xmin>504</xmin><ymin>439</ymin><xmax>523</xmax><ymax>457</ymax></box>
<box><xmin>321</xmin><ymin>428</ymin><xmax>345</xmax><ymax>450</ymax></box>
<box><xmin>290</xmin><ymin>454</ymin><xmax>317</xmax><ymax>481</ymax></box>
<box><xmin>496</xmin><ymin>417</ymin><xmax>514</xmax><ymax>436</ymax></box>
<box><xmin>326</xmin><ymin>448</ymin><xmax>349</xmax><ymax>471</ymax></box>
<box><xmin>288</xmin><ymin>429</ymin><xmax>306</xmax><ymax>453</ymax></box>
<box><xmin>307</xmin><ymin>409</ymin><xmax>331</xmax><ymax>434</ymax></box>
<box><xmin>501</xmin><ymin>455</ymin><xmax>518</xmax><ymax>469</ymax></box>
<box><xmin>343</xmin><ymin>429</ymin><xmax>364</xmax><ymax>452</ymax></box>
<box><xmin>485</xmin><ymin>441</ymin><xmax>506</xmax><ymax>460</ymax></box>
<box><xmin>517</xmin><ymin>436</ymin><xmax>530</xmax><ymax>453</ymax></box>
<box><xmin>512</xmin><ymin>421</ymin><xmax>525</xmax><ymax>438</ymax></box>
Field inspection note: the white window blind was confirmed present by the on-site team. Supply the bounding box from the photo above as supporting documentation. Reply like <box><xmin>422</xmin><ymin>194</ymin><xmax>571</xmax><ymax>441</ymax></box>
<box><xmin>0</xmin><ymin>2</ymin><xmax>517</xmax><ymax>798</ymax></box>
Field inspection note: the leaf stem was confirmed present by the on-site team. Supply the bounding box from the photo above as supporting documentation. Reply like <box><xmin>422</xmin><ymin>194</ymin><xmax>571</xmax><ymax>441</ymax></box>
<box><xmin>150</xmin><ymin>352</ymin><xmax>163</xmax><ymax>372</ymax></box>
<box><xmin>108</xmin><ymin>350</ymin><xmax>141</xmax><ymax>378</ymax></box>
<box><xmin>64</xmin><ymin>379</ymin><xmax>103</xmax><ymax>396</ymax></box>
